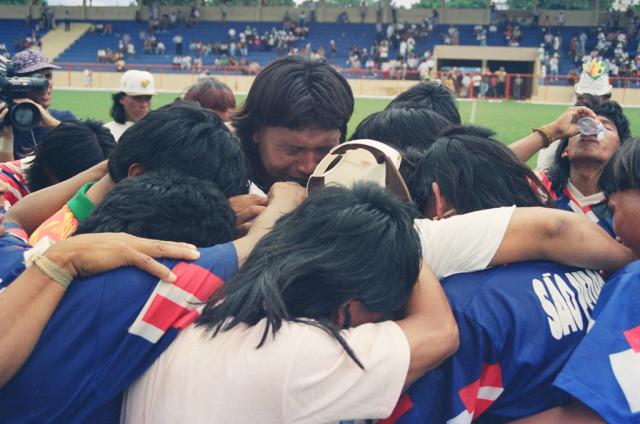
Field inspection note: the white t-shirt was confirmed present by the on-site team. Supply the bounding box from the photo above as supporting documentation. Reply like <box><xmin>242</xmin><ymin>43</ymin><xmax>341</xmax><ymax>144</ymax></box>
<box><xmin>415</xmin><ymin>206</ymin><xmax>515</xmax><ymax>279</ymax></box>
<box><xmin>104</xmin><ymin>120</ymin><xmax>134</xmax><ymax>142</ymax></box>
<box><xmin>535</xmin><ymin>139</ymin><xmax>561</xmax><ymax>172</ymax></box>
<box><xmin>122</xmin><ymin>320</ymin><xmax>409</xmax><ymax>424</ymax></box>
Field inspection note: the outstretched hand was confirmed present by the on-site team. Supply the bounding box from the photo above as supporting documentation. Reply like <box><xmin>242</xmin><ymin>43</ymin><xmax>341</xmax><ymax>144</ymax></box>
<box><xmin>42</xmin><ymin>233</ymin><xmax>201</xmax><ymax>283</ymax></box>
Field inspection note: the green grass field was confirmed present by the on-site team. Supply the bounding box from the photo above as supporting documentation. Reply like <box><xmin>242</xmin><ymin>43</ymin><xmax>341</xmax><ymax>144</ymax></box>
<box><xmin>51</xmin><ymin>89</ymin><xmax>640</xmax><ymax>168</ymax></box>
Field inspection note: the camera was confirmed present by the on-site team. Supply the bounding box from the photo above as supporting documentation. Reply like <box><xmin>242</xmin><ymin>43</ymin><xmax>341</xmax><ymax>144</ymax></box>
<box><xmin>0</xmin><ymin>55</ymin><xmax>49</xmax><ymax>132</ymax></box>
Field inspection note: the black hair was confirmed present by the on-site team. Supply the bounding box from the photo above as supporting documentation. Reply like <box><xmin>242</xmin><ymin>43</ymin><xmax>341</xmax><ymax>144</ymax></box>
<box><xmin>599</xmin><ymin>138</ymin><xmax>640</xmax><ymax>196</ymax></box>
<box><xmin>75</xmin><ymin>169</ymin><xmax>235</xmax><ymax>247</ymax></box>
<box><xmin>110</xmin><ymin>92</ymin><xmax>128</xmax><ymax>124</ymax></box>
<box><xmin>108</xmin><ymin>100</ymin><xmax>248</xmax><ymax>197</ymax></box>
<box><xmin>547</xmin><ymin>101</ymin><xmax>631</xmax><ymax>193</ymax></box>
<box><xmin>25</xmin><ymin>119</ymin><xmax>116</xmax><ymax>192</ymax></box>
<box><xmin>350</xmin><ymin>107</ymin><xmax>451</xmax><ymax>152</ymax></box>
<box><xmin>233</xmin><ymin>56</ymin><xmax>354</xmax><ymax>190</ymax></box>
<box><xmin>386</xmin><ymin>81</ymin><xmax>462</xmax><ymax>125</ymax></box>
<box><xmin>197</xmin><ymin>183</ymin><xmax>422</xmax><ymax>368</ymax></box>
<box><xmin>403</xmin><ymin>125</ymin><xmax>552</xmax><ymax>216</ymax></box>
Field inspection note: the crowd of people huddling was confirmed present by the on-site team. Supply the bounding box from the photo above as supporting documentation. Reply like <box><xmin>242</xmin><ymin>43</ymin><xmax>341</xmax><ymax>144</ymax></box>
<box><xmin>1</xmin><ymin>48</ymin><xmax>640</xmax><ymax>423</ymax></box>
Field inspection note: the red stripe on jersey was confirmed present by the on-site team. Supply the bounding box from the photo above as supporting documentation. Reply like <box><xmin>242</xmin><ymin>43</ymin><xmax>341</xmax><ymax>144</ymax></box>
<box><xmin>624</xmin><ymin>325</ymin><xmax>640</xmax><ymax>353</ymax></box>
<box><xmin>458</xmin><ymin>363</ymin><xmax>504</xmax><ymax>417</ymax></box>
<box><xmin>172</xmin><ymin>262</ymin><xmax>224</xmax><ymax>302</ymax></box>
<box><xmin>378</xmin><ymin>393</ymin><xmax>414</xmax><ymax>424</ymax></box>
<box><xmin>141</xmin><ymin>295</ymin><xmax>189</xmax><ymax>332</ymax></box>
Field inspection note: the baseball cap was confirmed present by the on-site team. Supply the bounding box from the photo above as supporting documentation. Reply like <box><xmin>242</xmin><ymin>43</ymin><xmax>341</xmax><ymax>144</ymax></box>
<box><xmin>307</xmin><ymin>139</ymin><xmax>412</xmax><ymax>202</ymax></box>
<box><xmin>119</xmin><ymin>70</ymin><xmax>156</xmax><ymax>96</ymax></box>
<box><xmin>12</xmin><ymin>50</ymin><xmax>60</xmax><ymax>75</ymax></box>
<box><xmin>575</xmin><ymin>59</ymin><xmax>612</xmax><ymax>96</ymax></box>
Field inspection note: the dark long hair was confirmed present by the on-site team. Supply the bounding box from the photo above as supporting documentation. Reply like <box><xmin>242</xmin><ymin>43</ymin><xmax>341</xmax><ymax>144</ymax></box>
<box><xmin>25</xmin><ymin>119</ymin><xmax>116</xmax><ymax>192</ymax></box>
<box><xmin>197</xmin><ymin>183</ymin><xmax>422</xmax><ymax>368</ymax></box>
<box><xmin>403</xmin><ymin>125</ymin><xmax>553</xmax><ymax>215</ymax></box>
<box><xmin>110</xmin><ymin>92</ymin><xmax>128</xmax><ymax>124</ymax></box>
<box><xmin>233</xmin><ymin>56</ymin><xmax>354</xmax><ymax>191</ymax></box>
<box><xmin>386</xmin><ymin>81</ymin><xmax>461</xmax><ymax>125</ymax></box>
<box><xmin>350</xmin><ymin>107</ymin><xmax>451</xmax><ymax>152</ymax></box>
<box><xmin>599</xmin><ymin>138</ymin><xmax>640</xmax><ymax>195</ymax></box>
<box><xmin>547</xmin><ymin>100</ymin><xmax>631</xmax><ymax>193</ymax></box>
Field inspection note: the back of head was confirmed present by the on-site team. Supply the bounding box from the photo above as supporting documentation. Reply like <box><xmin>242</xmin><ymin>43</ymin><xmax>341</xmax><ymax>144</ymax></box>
<box><xmin>197</xmin><ymin>183</ymin><xmax>421</xmax><ymax>366</ymax></box>
<box><xmin>350</xmin><ymin>107</ymin><xmax>451</xmax><ymax>152</ymax></box>
<box><xmin>599</xmin><ymin>138</ymin><xmax>640</xmax><ymax>196</ymax></box>
<box><xmin>184</xmin><ymin>77</ymin><xmax>236</xmax><ymax>115</ymax></box>
<box><xmin>233</xmin><ymin>56</ymin><xmax>354</xmax><ymax>178</ymax></box>
<box><xmin>386</xmin><ymin>81</ymin><xmax>461</xmax><ymax>125</ymax></box>
<box><xmin>75</xmin><ymin>169</ymin><xmax>236</xmax><ymax>246</ymax></box>
<box><xmin>108</xmin><ymin>100</ymin><xmax>248</xmax><ymax>197</ymax></box>
<box><xmin>404</xmin><ymin>126</ymin><xmax>551</xmax><ymax>216</ymax></box>
<box><xmin>25</xmin><ymin>119</ymin><xmax>116</xmax><ymax>192</ymax></box>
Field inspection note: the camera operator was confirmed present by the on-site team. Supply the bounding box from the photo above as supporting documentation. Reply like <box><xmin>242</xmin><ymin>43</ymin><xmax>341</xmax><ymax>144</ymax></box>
<box><xmin>0</xmin><ymin>51</ymin><xmax>75</xmax><ymax>162</ymax></box>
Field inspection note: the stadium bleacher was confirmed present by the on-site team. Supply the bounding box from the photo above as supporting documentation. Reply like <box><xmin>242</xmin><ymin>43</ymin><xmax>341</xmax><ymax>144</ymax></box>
<box><xmin>1</xmin><ymin>19</ymin><xmax>48</xmax><ymax>56</ymax></box>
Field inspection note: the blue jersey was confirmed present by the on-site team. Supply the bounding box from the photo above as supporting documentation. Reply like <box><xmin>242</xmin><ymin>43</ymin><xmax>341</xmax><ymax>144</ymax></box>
<box><xmin>554</xmin><ymin>260</ymin><xmax>640</xmax><ymax>423</ymax></box>
<box><xmin>0</xmin><ymin>235</ymin><xmax>238</xmax><ymax>424</ymax></box>
<box><xmin>538</xmin><ymin>170</ymin><xmax>615</xmax><ymax>238</ymax></box>
<box><xmin>383</xmin><ymin>261</ymin><xmax>605</xmax><ymax>424</ymax></box>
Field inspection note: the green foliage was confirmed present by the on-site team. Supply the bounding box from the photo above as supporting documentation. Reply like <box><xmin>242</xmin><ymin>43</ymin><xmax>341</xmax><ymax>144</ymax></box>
<box><xmin>412</xmin><ymin>0</ymin><xmax>439</xmax><ymax>8</ymax></box>
<box><xmin>539</xmin><ymin>0</ymin><xmax>591</xmax><ymax>10</ymax></box>
<box><xmin>507</xmin><ymin>0</ymin><xmax>533</xmax><ymax>10</ymax></box>
<box><xmin>0</xmin><ymin>0</ymin><xmax>27</xmax><ymax>4</ymax></box>
<box><xmin>445</xmin><ymin>0</ymin><xmax>487</xmax><ymax>8</ymax></box>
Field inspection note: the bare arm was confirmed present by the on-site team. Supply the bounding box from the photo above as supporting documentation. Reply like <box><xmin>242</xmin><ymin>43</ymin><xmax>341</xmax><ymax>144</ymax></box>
<box><xmin>509</xmin><ymin>106</ymin><xmax>597</xmax><ymax>163</ymax></box>
<box><xmin>396</xmin><ymin>264</ymin><xmax>459</xmax><ymax>390</ymax></box>
<box><xmin>491</xmin><ymin>207</ymin><xmax>635</xmax><ymax>271</ymax></box>
<box><xmin>5</xmin><ymin>161</ymin><xmax>107</xmax><ymax>234</ymax></box>
<box><xmin>509</xmin><ymin>400</ymin><xmax>604</xmax><ymax>424</ymax></box>
<box><xmin>232</xmin><ymin>182</ymin><xmax>306</xmax><ymax>266</ymax></box>
<box><xmin>0</xmin><ymin>232</ymin><xmax>201</xmax><ymax>388</ymax></box>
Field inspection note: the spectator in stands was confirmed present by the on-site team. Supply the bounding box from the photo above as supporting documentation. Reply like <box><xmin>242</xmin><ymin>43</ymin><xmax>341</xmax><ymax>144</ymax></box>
<box><xmin>64</xmin><ymin>10</ymin><xmax>70</xmax><ymax>32</ymax></box>
<box><xmin>0</xmin><ymin>120</ymin><xmax>115</xmax><ymax>209</ymax></box>
<box><xmin>173</xmin><ymin>33</ymin><xmax>183</xmax><ymax>56</ymax></box>
<box><xmin>220</xmin><ymin>1</ymin><xmax>228</xmax><ymax>23</ymax></box>
<box><xmin>184</xmin><ymin>77</ymin><xmax>236</xmax><ymax>122</ymax></box>
<box><xmin>233</xmin><ymin>55</ymin><xmax>353</xmax><ymax>196</ymax></box>
<box><xmin>0</xmin><ymin>50</ymin><xmax>75</xmax><ymax>161</ymax></box>
<box><xmin>105</xmin><ymin>70</ymin><xmax>156</xmax><ymax>142</ymax></box>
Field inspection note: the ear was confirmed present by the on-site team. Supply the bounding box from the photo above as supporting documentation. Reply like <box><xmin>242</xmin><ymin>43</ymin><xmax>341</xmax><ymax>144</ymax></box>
<box><xmin>127</xmin><ymin>163</ymin><xmax>145</xmax><ymax>177</ymax></box>
<box><xmin>432</xmin><ymin>182</ymin><xmax>450</xmax><ymax>219</ymax></box>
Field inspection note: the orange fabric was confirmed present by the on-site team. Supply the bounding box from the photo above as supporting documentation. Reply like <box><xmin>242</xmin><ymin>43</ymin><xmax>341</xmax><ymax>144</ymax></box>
<box><xmin>28</xmin><ymin>204</ymin><xmax>79</xmax><ymax>245</ymax></box>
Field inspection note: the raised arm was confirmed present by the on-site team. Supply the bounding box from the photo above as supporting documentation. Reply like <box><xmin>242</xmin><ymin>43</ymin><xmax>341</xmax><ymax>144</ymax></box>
<box><xmin>396</xmin><ymin>264</ymin><xmax>459</xmax><ymax>390</ymax></box>
<box><xmin>509</xmin><ymin>106</ymin><xmax>596</xmax><ymax>163</ymax></box>
<box><xmin>0</xmin><ymin>232</ymin><xmax>200</xmax><ymax>388</ymax></box>
<box><xmin>491</xmin><ymin>207</ymin><xmax>635</xmax><ymax>271</ymax></box>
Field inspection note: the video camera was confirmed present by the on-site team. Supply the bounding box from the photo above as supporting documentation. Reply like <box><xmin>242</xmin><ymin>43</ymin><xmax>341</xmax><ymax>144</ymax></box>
<box><xmin>0</xmin><ymin>55</ymin><xmax>49</xmax><ymax>131</ymax></box>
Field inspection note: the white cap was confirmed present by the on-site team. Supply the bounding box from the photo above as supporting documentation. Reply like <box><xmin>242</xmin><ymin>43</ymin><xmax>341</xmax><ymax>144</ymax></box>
<box><xmin>119</xmin><ymin>70</ymin><xmax>156</xmax><ymax>95</ymax></box>
<box><xmin>575</xmin><ymin>59</ymin><xmax>612</xmax><ymax>96</ymax></box>
<box><xmin>307</xmin><ymin>139</ymin><xmax>411</xmax><ymax>202</ymax></box>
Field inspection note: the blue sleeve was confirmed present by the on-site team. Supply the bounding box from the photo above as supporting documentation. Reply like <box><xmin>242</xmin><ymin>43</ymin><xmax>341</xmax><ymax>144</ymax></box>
<box><xmin>0</xmin><ymin>231</ymin><xmax>30</xmax><ymax>289</ymax></box>
<box><xmin>553</xmin><ymin>263</ymin><xmax>640</xmax><ymax>424</ymax></box>
<box><xmin>393</xmin><ymin>312</ymin><xmax>499</xmax><ymax>424</ymax></box>
<box><xmin>50</xmin><ymin>109</ymin><xmax>76</xmax><ymax>121</ymax></box>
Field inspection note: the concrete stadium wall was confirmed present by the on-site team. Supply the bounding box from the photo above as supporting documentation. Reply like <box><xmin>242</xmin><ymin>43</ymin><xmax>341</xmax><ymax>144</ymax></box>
<box><xmin>0</xmin><ymin>5</ymin><xmax>603</xmax><ymax>26</ymax></box>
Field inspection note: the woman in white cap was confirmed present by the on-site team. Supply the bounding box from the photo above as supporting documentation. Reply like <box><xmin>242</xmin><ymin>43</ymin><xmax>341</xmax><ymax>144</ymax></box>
<box><xmin>104</xmin><ymin>70</ymin><xmax>156</xmax><ymax>141</ymax></box>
